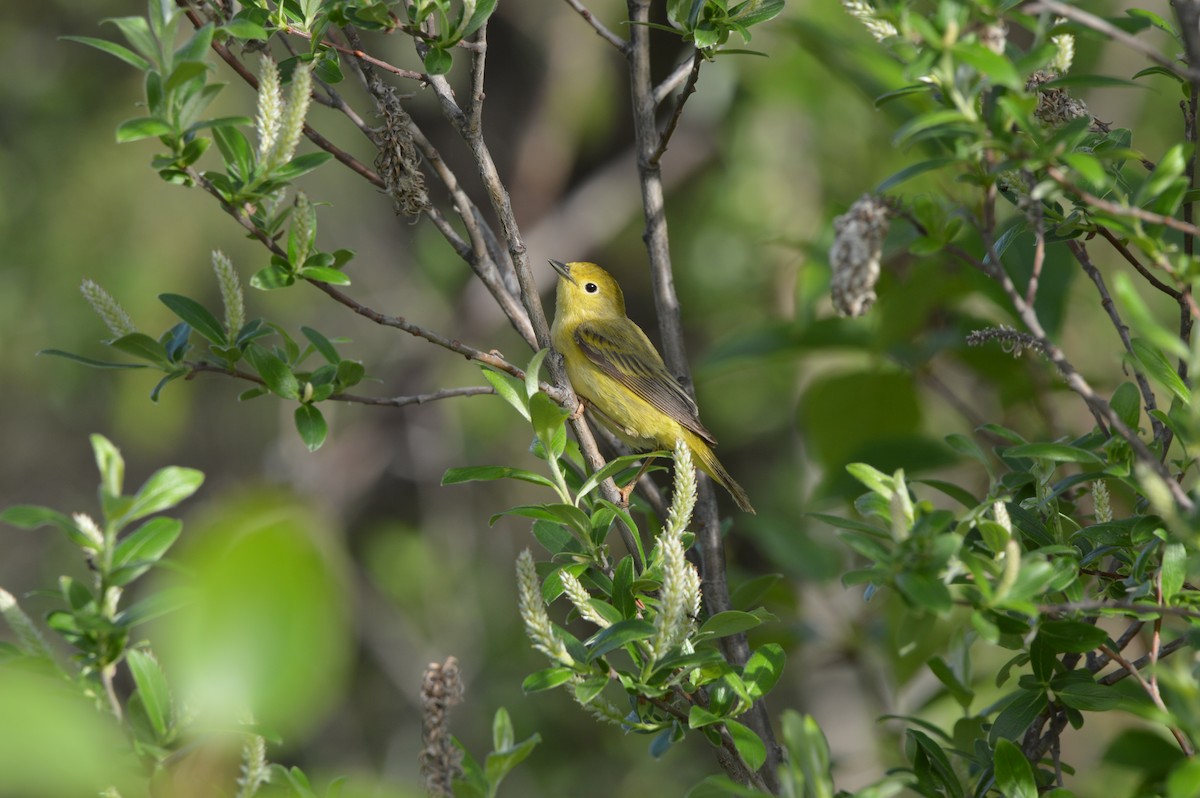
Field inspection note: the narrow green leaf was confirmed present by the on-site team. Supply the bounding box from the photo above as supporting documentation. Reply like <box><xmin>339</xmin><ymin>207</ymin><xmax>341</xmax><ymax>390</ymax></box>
<box><xmin>159</xmin><ymin>294</ymin><xmax>226</xmax><ymax>344</ymax></box>
<box><xmin>110</xmin><ymin>332</ymin><xmax>171</xmax><ymax>367</ymax></box>
<box><xmin>989</xmin><ymin>689</ymin><xmax>1048</xmax><ymax>744</ymax></box>
<box><xmin>92</xmin><ymin>433</ymin><xmax>125</xmax><ymax>501</ymax></box>
<box><xmin>300</xmin><ymin>326</ymin><xmax>340</xmax><ymax>364</ymax></box>
<box><xmin>126</xmin><ymin>649</ymin><xmax>172</xmax><ymax>740</ymax></box>
<box><xmin>111</xmin><ymin>517</ymin><xmax>183</xmax><ymax>586</ymax></box>
<box><xmin>697</xmin><ymin>611</ymin><xmax>761</xmax><ymax>639</ymax></box>
<box><xmin>525</xmin><ymin>349</ymin><xmax>550</xmax><ymax>399</ymax></box>
<box><xmin>440</xmin><ymin>465</ymin><xmax>557</xmax><ymax>490</ymax></box>
<box><xmin>0</xmin><ymin>505</ymin><xmax>94</xmax><ymax>549</ymax></box>
<box><xmin>121</xmin><ymin>466</ymin><xmax>205</xmax><ymax>525</ymax></box>
<box><xmin>1003</xmin><ymin>442</ymin><xmax>1104</xmax><ymax>464</ymax></box>
<box><xmin>270</xmin><ymin>151</ymin><xmax>333</xmax><ymax>181</ymax></box>
<box><xmin>725</xmin><ymin>720</ymin><xmax>766</xmax><ymax>771</ymax></box>
<box><xmin>250</xmin><ymin>262</ymin><xmax>296</xmax><ymax>290</ymax></box>
<box><xmin>481</xmin><ymin>368</ymin><xmax>529</xmax><ymax>421</ymax></box>
<box><xmin>61</xmin><ymin>35</ymin><xmax>152</xmax><ymax>70</ymax></box>
<box><xmin>521</xmin><ymin>667</ymin><xmax>574</xmax><ymax>693</ymax></box>
<box><xmin>1131</xmin><ymin>338</ymin><xmax>1191</xmax><ymax>403</ymax></box>
<box><xmin>928</xmin><ymin>656</ymin><xmax>974</xmax><ymax>708</ymax></box>
<box><xmin>37</xmin><ymin>349</ymin><xmax>150</xmax><ymax>369</ymax></box>
<box><xmin>583</xmin><ymin>619</ymin><xmax>656</xmax><ymax>661</ymax></box>
<box><xmin>298</xmin><ymin>266</ymin><xmax>352</xmax><ymax>285</ymax></box>
<box><xmin>1162</xmin><ymin>542</ymin><xmax>1186</xmax><ymax>602</ymax></box>
<box><xmin>952</xmin><ymin>42</ymin><xmax>1022</xmax><ymax>88</ymax></box>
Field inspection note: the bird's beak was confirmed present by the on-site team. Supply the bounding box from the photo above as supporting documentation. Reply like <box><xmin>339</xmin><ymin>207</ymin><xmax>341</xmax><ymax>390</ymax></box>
<box><xmin>549</xmin><ymin>259</ymin><xmax>575</xmax><ymax>284</ymax></box>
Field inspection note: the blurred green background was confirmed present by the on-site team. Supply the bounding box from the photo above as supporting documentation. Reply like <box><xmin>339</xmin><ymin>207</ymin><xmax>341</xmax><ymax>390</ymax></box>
<box><xmin>0</xmin><ymin>1</ymin><xmax>1185</xmax><ymax>795</ymax></box>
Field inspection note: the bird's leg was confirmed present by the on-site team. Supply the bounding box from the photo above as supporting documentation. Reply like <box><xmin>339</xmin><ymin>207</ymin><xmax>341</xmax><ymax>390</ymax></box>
<box><xmin>618</xmin><ymin>456</ymin><xmax>658</xmax><ymax>507</ymax></box>
<box><xmin>569</xmin><ymin>396</ymin><xmax>589</xmax><ymax>422</ymax></box>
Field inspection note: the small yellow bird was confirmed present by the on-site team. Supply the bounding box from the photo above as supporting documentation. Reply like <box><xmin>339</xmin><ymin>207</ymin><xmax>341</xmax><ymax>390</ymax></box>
<box><xmin>549</xmin><ymin>260</ymin><xmax>755</xmax><ymax>514</ymax></box>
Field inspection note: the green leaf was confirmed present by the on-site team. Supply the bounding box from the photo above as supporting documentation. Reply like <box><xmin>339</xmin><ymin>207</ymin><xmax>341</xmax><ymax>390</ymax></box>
<box><xmin>1168</xmin><ymin>759</ymin><xmax>1200</xmax><ymax>798</ymax></box>
<box><xmin>159</xmin><ymin>294</ymin><xmax>226</xmax><ymax>344</ymax></box>
<box><xmin>492</xmin><ymin>706</ymin><xmax>514</xmax><ymax>752</ymax></box>
<box><xmin>92</xmin><ymin>433</ymin><xmax>125</xmax><ymax>501</ymax></box>
<box><xmin>1036</xmin><ymin>619</ymin><xmax>1109</xmax><ymax>654</ymax></box>
<box><xmin>0</xmin><ymin>505</ymin><xmax>95</xmax><ymax>550</ymax></box>
<box><xmin>572</xmin><ymin>674</ymin><xmax>608</xmax><ymax>705</ymax></box>
<box><xmin>686</xmin><ymin>776</ymin><xmax>767</xmax><ymax>798</ymax></box>
<box><xmin>244</xmin><ymin>344</ymin><xmax>300</xmax><ymax>399</ymax></box>
<box><xmin>577</xmin><ymin>452</ymin><xmax>667</xmax><ymax>500</ymax></box>
<box><xmin>270</xmin><ymin>151</ymin><xmax>333</xmax><ymax>181</ymax></box>
<box><xmin>952</xmin><ymin>42</ymin><xmax>1022</xmax><ymax>89</ymax></box>
<box><xmin>895</xmin><ymin>572</ymin><xmax>953</xmax><ymax>613</ymax></box>
<box><xmin>990</xmin><ymin>689</ymin><xmax>1048</xmax><ymax>744</ymax></box>
<box><xmin>126</xmin><ymin>649</ymin><xmax>172</xmax><ymax>740</ymax></box>
<box><xmin>1062</xmin><ymin>152</ymin><xmax>1109</xmax><ymax>191</ymax></box>
<box><xmin>1110</xmin><ymin>382</ymin><xmax>1142</xmax><ymax>429</ymax></box>
<box><xmin>111</xmin><ymin>517</ymin><xmax>183</xmax><ymax>586</ymax></box>
<box><xmin>61</xmin><ymin>35</ymin><xmax>152</xmax><ymax>70</ymax></box>
<box><xmin>525</xmin><ymin>348</ymin><xmax>550</xmax><ymax>399</ymax></box>
<box><xmin>220</xmin><ymin>18</ymin><xmax>270</xmax><ymax>40</ymax></box>
<box><xmin>212</xmin><ymin>125</ymin><xmax>254</xmax><ymax>179</ymax></box>
<box><xmin>1114</xmin><ymin>273</ymin><xmax>1190</xmax><ymax>359</ymax></box>
<box><xmin>423</xmin><ymin>47</ymin><xmax>453</xmax><ymax>75</ymax></box>
<box><xmin>250</xmin><ymin>262</ymin><xmax>295</xmax><ymax>290</ymax></box>
<box><xmin>462</xmin><ymin>0</ymin><xmax>498</xmax><ymax>37</ymax></box>
<box><xmin>1131</xmin><ymin>338</ymin><xmax>1191</xmax><ymax>404</ymax></box>
<box><xmin>481</xmin><ymin>369</ymin><xmax>529</xmax><ymax>421</ymax></box>
<box><xmin>298</xmin><ymin>266</ymin><xmax>351</xmax><ymax>285</ymax></box>
<box><xmin>742</xmin><ymin>644</ymin><xmax>785</xmax><ymax>701</ymax></box>
<box><xmin>441</xmin><ymin>465</ymin><xmax>557</xmax><ymax>490</ymax></box>
<box><xmin>1134</xmin><ymin>143</ymin><xmax>1187</xmax><ymax>206</ymax></box>
<box><xmin>928</xmin><ymin>656</ymin><xmax>974</xmax><ymax>708</ymax></box>
<box><xmin>583</xmin><ymin>619</ymin><xmax>655</xmax><ymax>662</ymax></box>
<box><xmin>1003</xmin><ymin>443</ymin><xmax>1104</xmax><ymax>464</ymax></box>
<box><xmin>725</xmin><ymin>720</ymin><xmax>766</xmax><ymax>770</ymax></box>
<box><xmin>110</xmin><ymin>332</ymin><xmax>172</xmax><ymax>368</ymax></box>
<box><xmin>122</xmin><ymin>466</ymin><xmax>205</xmax><ymax>526</ymax></box>
<box><xmin>300</xmin><ymin>326</ymin><xmax>340</xmax><ymax>364</ymax></box>
<box><xmin>1162</xmin><ymin>542</ymin><xmax>1187</xmax><ymax>602</ymax></box>
<box><xmin>521</xmin><ymin>667</ymin><xmax>574</xmax><ymax>693</ymax></box>
<box><xmin>688</xmin><ymin>704</ymin><xmax>724</xmax><ymax>728</ymax></box>
<box><xmin>530</xmin><ymin>391</ymin><xmax>569</xmax><ymax>458</ymax></box>
<box><xmin>893</xmin><ymin>109</ymin><xmax>970</xmax><ymax>149</ymax></box>
<box><xmin>294</xmin><ymin>404</ymin><xmax>328</xmax><ymax>451</ymax></box>
<box><xmin>875</xmin><ymin>158</ymin><xmax>956</xmax><ymax>193</ymax></box>
<box><xmin>37</xmin><ymin>349</ymin><xmax>150</xmax><ymax>370</ymax></box>
<box><xmin>117</xmin><ymin>115</ymin><xmax>174</xmax><ymax>143</ymax></box>
<box><xmin>697</xmin><ymin>611</ymin><xmax>762</xmax><ymax>639</ymax></box>
<box><xmin>1052</xmin><ymin>674</ymin><xmax>1120</xmax><ymax>711</ymax></box>
<box><xmin>993</xmin><ymin>739</ymin><xmax>1037</xmax><ymax>798</ymax></box>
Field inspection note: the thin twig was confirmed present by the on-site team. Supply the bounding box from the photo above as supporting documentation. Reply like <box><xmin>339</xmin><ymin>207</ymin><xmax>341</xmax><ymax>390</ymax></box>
<box><xmin>649</xmin><ymin>48</ymin><xmax>704</xmax><ymax>167</ymax></box>
<box><xmin>1095</xmin><ymin>226</ymin><xmax>1182</xmax><ymax>301</ymax></box>
<box><xmin>654</xmin><ymin>57</ymin><xmax>700</xmax><ymax>105</ymax></box>
<box><xmin>185</xmin><ymin>361</ymin><xmax>495</xmax><ymax>406</ymax></box>
<box><xmin>1068</xmin><ymin>240</ymin><xmax>1164</xmax><ymax>443</ymax></box>
<box><xmin>1048</xmin><ymin>166</ymin><xmax>1200</xmax><ymax>243</ymax></box>
<box><xmin>283</xmin><ymin>25</ymin><xmax>427</xmax><ymax>81</ymax></box>
<box><xmin>562</xmin><ymin>0</ymin><xmax>629</xmax><ymax>53</ymax></box>
<box><xmin>1030</xmin><ymin>0</ymin><xmax>1200</xmax><ymax>84</ymax></box>
<box><xmin>628</xmin><ymin>0</ymin><xmax>781</xmax><ymax>787</ymax></box>
<box><xmin>1099</xmin><ymin>643</ymin><xmax>1194</xmax><ymax>754</ymax></box>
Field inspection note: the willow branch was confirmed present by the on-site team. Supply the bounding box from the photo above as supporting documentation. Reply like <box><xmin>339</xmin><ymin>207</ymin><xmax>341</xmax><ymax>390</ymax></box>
<box><xmin>1100</xmin><ymin>642</ymin><xmax>1194</xmax><ymax>754</ymax></box>
<box><xmin>649</xmin><ymin>48</ymin><xmax>704</xmax><ymax>166</ymax></box>
<box><xmin>562</xmin><ymin>0</ymin><xmax>629</xmax><ymax>52</ymax></box>
<box><xmin>1068</xmin><ymin>240</ymin><xmax>1164</xmax><ymax>443</ymax></box>
<box><xmin>1047</xmin><ymin>166</ymin><xmax>1200</xmax><ymax>244</ymax></box>
<box><xmin>283</xmin><ymin>25</ymin><xmax>427</xmax><ymax>81</ymax></box>
<box><xmin>1031</xmin><ymin>0</ymin><xmax>1200</xmax><ymax>84</ymax></box>
<box><xmin>627</xmin><ymin>0</ymin><xmax>781</xmax><ymax>788</ymax></box>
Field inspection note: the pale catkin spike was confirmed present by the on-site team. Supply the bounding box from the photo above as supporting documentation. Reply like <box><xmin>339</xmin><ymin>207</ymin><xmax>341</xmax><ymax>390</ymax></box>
<box><xmin>1093</xmin><ymin>480</ymin><xmax>1112</xmax><ymax>524</ymax></box>
<box><xmin>72</xmin><ymin>512</ymin><xmax>105</xmax><ymax>549</ymax></box>
<box><xmin>652</xmin><ymin>443</ymin><xmax>702</xmax><ymax>660</ymax></box>
<box><xmin>212</xmin><ymin>250</ymin><xmax>245</xmax><ymax>338</ymax></box>
<box><xmin>1051</xmin><ymin>18</ymin><xmax>1074</xmax><ymax>74</ymax></box>
<box><xmin>0</xmin><ymin>588</ymin><xmax>56</xmax><ymax>660</ymax></box>
<box><xmin>269</xmin><ymin>62</ymin><xmax>313</xmax><ymax>170</ymax></box>
<box><xmin>993</xmin><ymin>501</ymin><xmax>1011</xmax><ymax>535</ymax></box>
<box><xmin>236</xmin><ymin>730</ymin><xmax>269</xmax><ymax>798</ymax></box>
<box><xmin>255</xmin><ymin>54</ymin><xmax>283</xmax><ymax>163</ymax></box>
<box><xmin>80</xmin><ymin>279</ymin><xmax>136</xmax><ymax>338</ymax></box>
<box><xmin>516</xmin><ymin>549</ymin><xmax>574</xmax><ymax>665</ymax></box>
<box><xmin>841</xmin><ymin>0</ymin><xmax>897</xmax><ymax>42</ymax></box>
<box><xmin>291</xmin><ymin>192</ymin><xmax>315</xmax><ymax>260</ymax></box>
<box><xmin>570</xmin><ymin>675</ymin><xmax>626</xmax><ymax>725</ymax></box>
<box><xmin>419</xmin><ymin>657</ymin><xmax>464</xmax><ymax>798</ymax></box>
<box><xmin>560</xmin><ymin>571</ymin><xmax>611</xmax><ymax>629</ymax></box>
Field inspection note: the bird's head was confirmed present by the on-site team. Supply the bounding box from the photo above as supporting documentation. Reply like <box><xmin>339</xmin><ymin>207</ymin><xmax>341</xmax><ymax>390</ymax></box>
<box><xmin>549</xmin><ymin>260</ymin><xmax>627</xmax><ymax>320</ymax></box>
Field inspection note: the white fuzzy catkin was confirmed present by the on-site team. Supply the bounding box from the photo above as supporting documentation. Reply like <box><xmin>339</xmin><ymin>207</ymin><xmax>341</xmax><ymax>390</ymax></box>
<box><xmin>516</xmin><ymin>549</ymin><xmax>574</xmax><ymax>665</ymax></box>
<box><xmin>830</xmin><ymin>195</ymin><xmax>891</xmax><ymax>317</ymax></box>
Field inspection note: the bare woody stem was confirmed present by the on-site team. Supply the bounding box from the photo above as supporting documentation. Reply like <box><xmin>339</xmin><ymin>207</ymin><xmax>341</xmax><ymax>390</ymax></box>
<box><xmin>650</xmin><ymin>48</ymin><xmax>704</xmax><ymax>167</ymax></box>
<box><xmin>626</xmin><ymin>0</ymin><xmax>782</xmax><ymax>787</ymax></box>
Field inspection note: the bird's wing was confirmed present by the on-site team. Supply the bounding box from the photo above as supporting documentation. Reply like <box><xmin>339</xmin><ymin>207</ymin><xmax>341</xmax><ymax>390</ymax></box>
<box><xmin>574</xmin><ymin>320</ymin><xmax>717</xmax><ymax>446</ymax></box>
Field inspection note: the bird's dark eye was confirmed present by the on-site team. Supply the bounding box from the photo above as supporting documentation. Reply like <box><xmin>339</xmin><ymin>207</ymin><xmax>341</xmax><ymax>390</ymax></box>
<box><xmin>585</xmin><ymin>282</ymin><xmax>599</xmax><ymax>294</ymax></box>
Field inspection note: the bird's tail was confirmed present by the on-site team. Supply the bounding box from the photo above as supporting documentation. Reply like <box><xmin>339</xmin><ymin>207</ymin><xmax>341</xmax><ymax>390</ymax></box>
<box><xmin>687</xmin><ymin>435</ymin><xmax>756</xmax><ymax>515</ymax></box>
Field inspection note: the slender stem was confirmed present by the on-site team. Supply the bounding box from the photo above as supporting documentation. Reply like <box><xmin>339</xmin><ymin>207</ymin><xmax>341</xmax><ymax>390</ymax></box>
<box><xmin>627</xmin><ymin>0</ymin><xmax>781</xmax><ymax>788</ymax></box>
<box><xmin>283</xmin><ymin>25</ymin><xmax>427</xmax><ymax>81</ymax></box>
<box><xmin>1099</xmin><ymin>643</ymin><xmax>1194</xmax><ymax>754</ymax></box>
<box><xmin>1068</xmin><ymin>240</ymin><xmax>1164</xmax><ymax>443</ymax></box>
<box><xmin>1048</xmin><ymin>166</ymin><xmax>1200</xmax><ymax>243</ymax></box>
<box><xmin>1031</xmin><ymin>0</ymin><xmax>1200</xmax><ymax>84</ymax></box>
<box><xmin>562</xmin><ymin>0</ymin><xmax>630</xmax><ymax>52</ymax></box>
<box><xmin>649</xmin><ymin>48</ymin><xmax>704</xmax><ymax>167</ymax></box>
<box><xmin>654</xmin><ymin>57</ymin><xmax>700</xmax><ymax>105</ymax></box>
<box><xmin>1095</xmin><ymin>227</ymin><xmax>1182</xmax><ymax>301</ymax></box>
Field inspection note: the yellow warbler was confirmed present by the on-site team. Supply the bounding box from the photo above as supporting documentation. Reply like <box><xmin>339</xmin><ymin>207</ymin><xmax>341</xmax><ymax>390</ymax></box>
<box><xmin>549</xmin><ymin>260</ymin><xmax>755</xmax><ymax>514</ymax></box>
